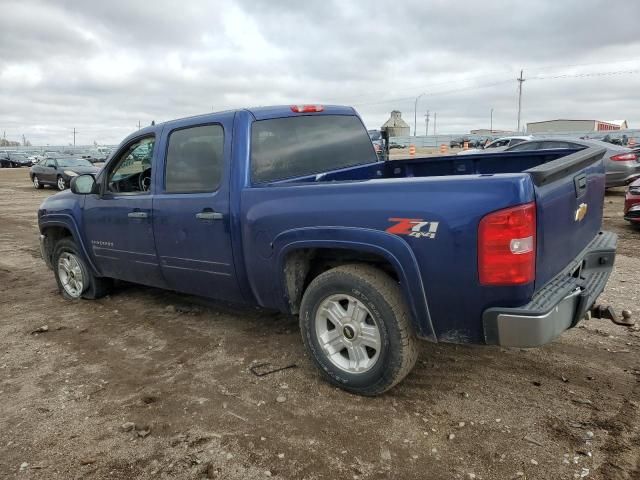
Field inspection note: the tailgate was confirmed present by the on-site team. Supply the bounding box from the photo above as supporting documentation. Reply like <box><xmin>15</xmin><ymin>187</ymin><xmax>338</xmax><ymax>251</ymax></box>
<box><xmin>527</xmin><ymin>147</ymin><xmax>607</xmax><ymax>290</ymax></box>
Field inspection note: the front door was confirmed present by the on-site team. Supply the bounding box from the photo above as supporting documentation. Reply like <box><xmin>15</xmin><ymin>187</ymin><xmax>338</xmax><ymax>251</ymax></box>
<box><xmin>82</xmin><ymin>135</ymin><xmax>165</xmax><ymax>287</ymax></box>
<box><xmin>41</xmin><ymin>159</ymin><xmax>58</xmax><ymax>184</ymax></box>
<box><xmin>152</xmin><ymin>120</ymin><xmax>243</xmax><ymax>302</ymax></box>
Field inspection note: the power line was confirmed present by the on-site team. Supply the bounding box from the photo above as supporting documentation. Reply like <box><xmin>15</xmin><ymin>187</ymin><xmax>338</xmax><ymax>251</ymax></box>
<box><xmin>530</xmin><ymin>69</ymin><xmax>640</xmax><ymax>80</ymax></box>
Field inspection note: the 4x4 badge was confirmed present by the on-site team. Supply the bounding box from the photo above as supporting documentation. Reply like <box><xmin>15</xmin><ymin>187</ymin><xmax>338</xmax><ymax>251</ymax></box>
<box><xmin>386</xmin><ymin>218</ymin><xmax>439</xmax><ymax>239</ymax></box>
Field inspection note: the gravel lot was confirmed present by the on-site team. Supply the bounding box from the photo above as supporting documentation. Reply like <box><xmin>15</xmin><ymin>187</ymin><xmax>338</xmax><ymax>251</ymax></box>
<box><xmin>1</xmin><ymin>167</ymin><xmax>639</xmax><ymax>479</ymax></box>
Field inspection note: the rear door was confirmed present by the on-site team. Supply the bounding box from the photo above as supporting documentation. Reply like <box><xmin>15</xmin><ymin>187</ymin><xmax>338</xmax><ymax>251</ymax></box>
<box><xmin>152</xmin><ymin>114</ymin><xmax>243</xmax><ymax>302</ymax></box>
<box><xmin>528</xmin><ymin>147</ymin><xmax>607</xmax><ymax>288</ymax></box>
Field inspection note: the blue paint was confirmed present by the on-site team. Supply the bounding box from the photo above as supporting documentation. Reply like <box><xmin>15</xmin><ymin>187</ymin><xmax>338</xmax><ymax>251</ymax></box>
<box><xmin>39</xmin><ymin>106</ymin><xmax>607</xmax><ymax>345</ymax></box>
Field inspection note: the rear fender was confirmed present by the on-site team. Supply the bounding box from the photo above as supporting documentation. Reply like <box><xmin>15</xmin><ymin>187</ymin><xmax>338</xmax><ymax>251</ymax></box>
<box><xmin>273</xmin><ymin>226</ymin><xmax>436</xmax><ymax>341</ymax></box>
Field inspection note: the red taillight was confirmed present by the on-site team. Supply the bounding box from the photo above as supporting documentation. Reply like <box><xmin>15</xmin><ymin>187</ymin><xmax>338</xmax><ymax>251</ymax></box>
<box><xmin>610</xmin><ymin>153</ymin><xmax>637</xmax><ymax>162</ymax></box>
<box><xmin>478</xmin><ymin>202</ymin><xmax>536</xmax><ymax>286</ymax></box>
<box><xmin>290</xmin><ymin>105</ymin><xmax>324</xmax><ymax>113</ymax></box>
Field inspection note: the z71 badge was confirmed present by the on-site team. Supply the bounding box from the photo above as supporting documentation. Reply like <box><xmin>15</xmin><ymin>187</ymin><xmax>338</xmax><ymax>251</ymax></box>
<box><xmin>386</xmin><ymin>218</ymin><xmax>439</xmax><ymax>239</ymax></box>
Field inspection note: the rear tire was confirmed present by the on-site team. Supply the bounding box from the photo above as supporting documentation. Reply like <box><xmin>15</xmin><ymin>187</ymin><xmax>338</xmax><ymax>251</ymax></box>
<box><xmin>299</xmin><ymin>264</ymin><xmax>419</xmax><ymax>396</ymax></box>
<box><xmin>56</xmin><ymin>176</ymin><xmax>66</xmax><ymax>191</ymax></box>
<box><xmin>52</xmin><ymin>238</ymin><xmax>112</xmax><ymax>300</ymax></box>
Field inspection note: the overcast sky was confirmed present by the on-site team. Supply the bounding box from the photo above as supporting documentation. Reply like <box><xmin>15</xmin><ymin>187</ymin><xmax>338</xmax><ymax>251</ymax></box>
<box><xmin>1</xmin><ymin>0</ymin><xmax>639</xmax><ymax>146</ymax></box>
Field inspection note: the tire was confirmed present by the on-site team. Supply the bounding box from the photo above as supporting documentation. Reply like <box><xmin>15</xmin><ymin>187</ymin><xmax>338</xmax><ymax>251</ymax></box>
<box><xmin>52</xmin><ymin>238</ymin><xmax>112</xmax><ymax>300</ymax></box>
<box><xmin>299</xmin><ymin>264</ymin><xmax>419</xmax><ymax>396</ymax></box>
<box><xmin>33</xmin><ymin>175</ymin><xmax>44</xmax><ymax>189</ymax></box>
<box><xmin>56</xmin><ymin>176</ymin><xmax>66</xmax><ymax>191</ymax></box>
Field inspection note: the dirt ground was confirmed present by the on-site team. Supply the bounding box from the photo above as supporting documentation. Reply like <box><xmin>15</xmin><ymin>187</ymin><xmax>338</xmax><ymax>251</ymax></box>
<box><xmin>1</xmin><ymin>167</ymin><xmax>639</xmax><ymax>480</ymax></box>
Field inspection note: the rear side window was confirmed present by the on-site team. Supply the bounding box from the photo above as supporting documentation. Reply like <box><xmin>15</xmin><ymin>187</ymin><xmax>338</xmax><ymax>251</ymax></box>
<box><xmin>250</xmin><ymin>115</ymin><xmax>377</xmax><ymax>183</ymax></box>
<box><xmin>165</xmin><ymin>125</ymin><xmax>224</xmax><ymax>193</ymax></box>
<box><xmin>508</xmin><ymin>142</ymin><xmax>540</xmax><ymax>152</ymax></box>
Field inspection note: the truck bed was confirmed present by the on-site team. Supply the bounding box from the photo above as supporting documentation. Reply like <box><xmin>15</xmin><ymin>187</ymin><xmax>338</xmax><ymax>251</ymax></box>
<box><xmin>272</xmin><ymin>149</ymin><xmax>580</xmax><ymax>185</ymax></box>
<box><xmin>243</xmin><ymin>146</ymin><xmax>606</xmax><ymax>344</ymax></box>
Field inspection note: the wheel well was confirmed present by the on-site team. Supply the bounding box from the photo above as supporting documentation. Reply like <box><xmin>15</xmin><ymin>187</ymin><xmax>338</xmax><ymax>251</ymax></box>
<box><xmin>283</xmin><ymin>248</ymin><xmax>399</xmax><ymax>314</ymax></box>
<box><xmin>41</xmin><ymin>226</ymin><xmax>73</xmax><ymax>265</ymax></box>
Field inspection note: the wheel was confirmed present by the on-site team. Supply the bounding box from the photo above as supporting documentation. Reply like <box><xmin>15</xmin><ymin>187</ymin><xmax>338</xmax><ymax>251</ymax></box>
<box><xmin>299</xmin><ymin>264</ymin><xmax>419</xmax><ymax>396</ymax></box>
<box><xmin>33</xmin><ymin>175</ymin><xmax>44</xmax><ymax>189</ymax></box>
<box><xmin>56</xmin><ymin>176</ymin><xmax>66</xmax><ymax>191</ymax></box>
<box><xmin>53</xmin><ymin>238</ymin><xmax>112</xmax><ymax>300</ymax></box>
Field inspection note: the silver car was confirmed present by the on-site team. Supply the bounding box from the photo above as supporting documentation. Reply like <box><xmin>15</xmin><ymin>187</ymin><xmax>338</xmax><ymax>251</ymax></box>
<box><xmin>505</xmin><ymin>138</ymin><xmax>640</xmax><ymax>188</ymax></box>
<box><xmin>457</xmin><ymin>135</ymin><xmax>534</xmax><ymax>155</ymax></box>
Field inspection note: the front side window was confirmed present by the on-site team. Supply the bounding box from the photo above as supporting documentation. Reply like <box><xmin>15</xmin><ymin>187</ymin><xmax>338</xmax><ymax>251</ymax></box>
<box><xmin>508</xmin><ymin>139</ymin><xmax>526</xmax><ymax>147</ymax></box>
<box><xmin>165</xmin><ymin>124</ymin><xmax>224</xmax><ymax>193</ymax></box>
<box><xmin>251</xmin><ymin>115</ymin><xmax>377</xmax><ymax>183</ymax></box>
<box><xmin>488</xmin><ymin>139</ymin><xmax>509</xmax><ymax>148</ymax></box>
<box><xmin>107</xmin><ymin>136</ymin><xmax>154</xmax><ymax>194</ymax></box>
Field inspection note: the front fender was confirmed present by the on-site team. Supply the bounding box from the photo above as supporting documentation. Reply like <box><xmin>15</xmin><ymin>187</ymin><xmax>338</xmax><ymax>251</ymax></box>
<box><xmin>273</xmin><ymin>226</ymin><xmax>436</xmax><ymax>341</ymax></box>
<box><xmin>39</xmin><ymin>214</ymin><xmax>100</xmax><ymax>276</ymax></box>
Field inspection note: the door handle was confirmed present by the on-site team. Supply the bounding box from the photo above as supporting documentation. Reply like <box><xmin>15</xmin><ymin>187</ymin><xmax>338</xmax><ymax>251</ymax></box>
<box><xmin>128</xmin><ymin>211</ymin><xmax>148</xmax><ymax>219</ymax></box>
<box><xmin>196</xmin><ymin>210</ymin><xmax>223</xmax><ymax>221</ymax></box>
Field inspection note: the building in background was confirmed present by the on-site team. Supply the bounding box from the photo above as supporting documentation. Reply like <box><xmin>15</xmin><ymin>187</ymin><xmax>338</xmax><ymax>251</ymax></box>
<box><xmin>527</xmin><ymin>119</ymin><xmax>629</xmax><ymax>134</ymax></box>
<box><xmin>470</xmin><ymin>129</ymin><xmax>514</xmax><ymax>135</ymax></box>
<box><xmin>381</xmin><ymin>110</ymin><xmax>410</xmax><ymax>137</ymax></box>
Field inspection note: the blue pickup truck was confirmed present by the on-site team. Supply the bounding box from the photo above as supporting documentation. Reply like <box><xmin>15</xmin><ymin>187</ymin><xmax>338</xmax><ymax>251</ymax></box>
<box><xmin>38</xmin><ymin>105</ymin><xmax>617</xmax><ymax>395</ymax></box>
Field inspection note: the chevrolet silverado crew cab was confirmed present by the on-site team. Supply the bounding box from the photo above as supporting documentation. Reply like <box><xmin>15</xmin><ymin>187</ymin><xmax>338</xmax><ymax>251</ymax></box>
<box><xmin>38</xmin><ymin>105</ymin><xmax>616</xmax><ymax>395</ymax></box>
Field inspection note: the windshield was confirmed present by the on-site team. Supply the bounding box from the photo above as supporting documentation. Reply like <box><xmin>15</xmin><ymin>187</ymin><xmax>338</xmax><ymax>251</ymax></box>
<box><xmin>57</xmin><ymin>158</ymin><xmax>93</xmax><ymax>167</ymax></box>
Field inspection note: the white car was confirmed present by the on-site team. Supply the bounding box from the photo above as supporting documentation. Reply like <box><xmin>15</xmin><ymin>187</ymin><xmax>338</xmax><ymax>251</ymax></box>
<box><xmin>457</xmin><ymin>135</ymin><xmax>534</xmax><ymax>155</ymax></box>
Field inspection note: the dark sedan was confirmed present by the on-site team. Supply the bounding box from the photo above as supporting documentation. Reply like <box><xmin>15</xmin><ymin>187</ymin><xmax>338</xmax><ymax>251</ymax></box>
<box><xmin>0</xmin><ymin>151</ymin><xmax>33</xmax><ymax>168</ymax></box>
<box><xmin>505</xmin><ymin>138</ymin><xmax>640</xmax><ymax>188</ymax></box>
<box><xmin>30</xmin><ymin>157</ymin><xmax>99</xmax><ymax>191</ymax></box>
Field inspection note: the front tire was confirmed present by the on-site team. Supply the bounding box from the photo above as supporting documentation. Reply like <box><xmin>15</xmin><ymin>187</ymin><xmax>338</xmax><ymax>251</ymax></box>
<box><xmin>33</xmin><ymin>175</ymin><xmax>44</xmax><ymax>189</ymax></box>
<box><xmin>53</xmin><ymin>238</ymin><xmax>112</xmax><ymax>300</ymax></box>
<box><xmin>57</xmin><ymin>176</ymin><xmax>66</xmax><ymax>191</ymax></box>
<box><xmin>299</xmin><ymin>264</ymin><xmax>419</xmax><ymax>396</ymax></box>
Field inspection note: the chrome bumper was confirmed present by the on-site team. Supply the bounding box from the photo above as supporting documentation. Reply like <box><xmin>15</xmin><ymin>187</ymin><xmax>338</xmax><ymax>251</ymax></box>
<box><xmin>483</xmin><ymin>231</ymin><xmax>617</xmax><ymax>347</ymax></box>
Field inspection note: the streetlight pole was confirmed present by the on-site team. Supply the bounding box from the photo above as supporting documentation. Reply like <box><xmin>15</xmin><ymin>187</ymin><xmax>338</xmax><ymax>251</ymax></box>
<box><xmin>414</xmin><ymin>93</ymin><xmax>426</xmax><ymax>137</ymax></box>
<box><xmin>490</xmin><ymin>108</ymin><xmax>493</xmax><ymax>133</ymax></box>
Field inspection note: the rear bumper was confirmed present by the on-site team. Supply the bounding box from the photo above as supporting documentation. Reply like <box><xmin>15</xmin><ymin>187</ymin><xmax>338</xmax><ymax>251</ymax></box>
<box><xmin>606</xmin><ymin>169</ymin><xmax>640</xmax><ymax>188</ymax></box>
<box><xmin>483</xmin><ymin>231</ymin><xmax>617</xmax><ymax>347</ymax></box>
<box><xmin>624</xmin><ymin>204</ymin><xmax>640</xmax><ymax>222</ymax></box>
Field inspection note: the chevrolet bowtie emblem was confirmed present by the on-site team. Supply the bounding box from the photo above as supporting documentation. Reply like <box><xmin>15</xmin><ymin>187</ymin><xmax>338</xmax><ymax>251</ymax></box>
<box><xmin>575</xmin><ymin>203</ymin><xmax>588</xmax><ymax>222</ymax></box>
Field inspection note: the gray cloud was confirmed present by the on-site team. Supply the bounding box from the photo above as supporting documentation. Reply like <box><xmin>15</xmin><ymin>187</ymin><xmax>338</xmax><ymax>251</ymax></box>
<box><xmin>0</xmin><ymin>0</ymin><xmax>639</xmax><ymax>145</ymax></box>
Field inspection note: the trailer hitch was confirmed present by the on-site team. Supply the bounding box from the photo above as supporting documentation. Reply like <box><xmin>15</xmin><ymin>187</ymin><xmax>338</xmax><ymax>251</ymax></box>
<box><xmin>590</xmin><ymin>305</ymin><xmax>634</xmax><ymax>327</ymax></box>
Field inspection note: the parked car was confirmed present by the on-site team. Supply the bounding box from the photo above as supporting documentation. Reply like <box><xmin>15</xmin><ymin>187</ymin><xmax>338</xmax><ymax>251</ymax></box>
<box><xmin>505</xmin><ymin>138</ymin><xmax>640</xmax><ymax>188</ymax></box>
<box><xmin>38</xmin><ymin>104</ymin><xmax>616</xmax><ymax>395</ymax></box>
<box><xmin>457</xmin><ymin>135</ymin><xmax>534</xmax><ymax>155</ymax></box>
<box><xmin>624</xmin><ymin>178</ymin><xmax>640</xmax><ymax>226</ymax></box>
<box><xmin>30</xmin><ymin>156</ymin><xmax>99</xmax><ymax>190</ymax></box>
<box><xmin>449</xmin><ymin>137</ymin><xmax>470</xmax><ymax>148</ymax></box>
<box><xmin>0</xmin><ymin>151</ymin><xmax>33</xmax><ymax>167</ymax></box>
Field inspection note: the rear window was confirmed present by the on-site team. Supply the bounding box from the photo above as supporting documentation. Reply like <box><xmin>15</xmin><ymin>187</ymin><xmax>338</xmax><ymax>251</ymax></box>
<box><xmin>250</xmin><ymin>115</ymin><xmax>377</xmax><ymax>184</ymax></box>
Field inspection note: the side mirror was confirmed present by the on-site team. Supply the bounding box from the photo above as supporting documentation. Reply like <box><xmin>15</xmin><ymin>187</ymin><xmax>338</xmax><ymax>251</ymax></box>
<box><xmin>71</xmin><ymin>175</ymin><xmax>97</xmax><ymax>195</ymax></box>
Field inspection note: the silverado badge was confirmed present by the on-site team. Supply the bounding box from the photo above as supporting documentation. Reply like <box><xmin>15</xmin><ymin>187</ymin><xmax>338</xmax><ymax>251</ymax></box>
<box><xmin>575</xmin><ymin>203</ymin><xmax>588</xmax><ymax>222</ymax></box>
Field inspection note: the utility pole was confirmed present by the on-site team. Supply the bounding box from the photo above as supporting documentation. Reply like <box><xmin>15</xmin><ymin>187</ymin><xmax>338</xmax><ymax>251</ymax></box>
<box><xmin>73</xmin><ymin>128</ymin><xmax>76</xmax><ymax>146</ymax></box>
<box><xmin>517</xmin><ymin>70</ymin><xmax>525</xmax><ymax>132</ymax></box>
<box><xmin>425</xmin><ymin>111</ymin><xmax>430</xmax><ymax>136</ymax></box>
<box><xmin>490</xmin><ymin>108</ymin><xmax>494</xmax><ymax>133</ymax></box>
<box><xmin>413</xmin><ymin>93</ymin><xmax>426</xmax><ymax>136</ymax></box>
<box><xmin>138</xmin><ymin>120</ymin><xmax>141</xmax><ymax>130</ymax></box>
<box><xmin>433</xmin><ymin>112</ymin><xmax>437</xmax><ymax>136</ymax></box>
